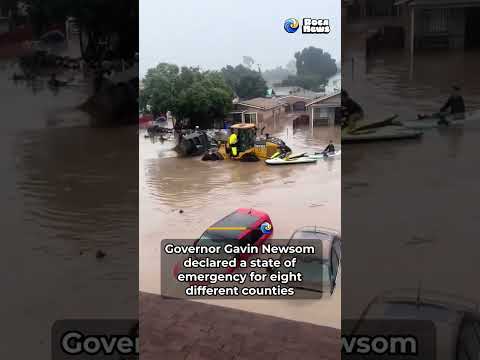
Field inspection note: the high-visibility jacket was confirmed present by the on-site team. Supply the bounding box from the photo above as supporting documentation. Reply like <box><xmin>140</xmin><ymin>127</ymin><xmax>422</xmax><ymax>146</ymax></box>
<box><xmin>228</xmin><ymin>133</ymin><xmax>237</xmax><ymax>145</ymax></box>
<box><xmin>229</xmin><ymin>133</ymin><xmax>238</xmax><ymax>156</ymax></box>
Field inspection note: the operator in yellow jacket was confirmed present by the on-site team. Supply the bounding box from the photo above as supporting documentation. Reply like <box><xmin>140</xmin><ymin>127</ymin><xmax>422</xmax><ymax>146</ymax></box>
<box><xmin>228</xmin><ymin>127</ymin><xmax>238</xmax><ymax>157</ymax></box>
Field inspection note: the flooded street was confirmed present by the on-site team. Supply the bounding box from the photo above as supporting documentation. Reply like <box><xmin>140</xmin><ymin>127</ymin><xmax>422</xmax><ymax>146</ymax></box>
<box><xmin>342</xmin><ymin>46</ymin><xmax>480</xmax><ymax>319</ymax></box>
<box><xmin>0</xmin><ymin>59</ymin><xmax>138</xmax><ymax>358</ymax></box>
<box><xmin>140</xmin><ymin>120</ymin><xmax>341</xmax><ymax>328</ymax></box>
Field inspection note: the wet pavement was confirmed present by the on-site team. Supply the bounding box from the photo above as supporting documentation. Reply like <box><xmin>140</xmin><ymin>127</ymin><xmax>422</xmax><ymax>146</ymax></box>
<box><xmin>140</xmin><ymin>118</ymin><xmax>341</xmax><ymax>328</ymax></box>
<box><xmin>140</xmin><ymin>292</ymin><xmax>340</xmax><ymax>360</ymax></box>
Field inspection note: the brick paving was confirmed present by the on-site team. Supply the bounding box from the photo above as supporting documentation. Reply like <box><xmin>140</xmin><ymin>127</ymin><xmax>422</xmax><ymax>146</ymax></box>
<box><xmin>140</xmin><ymin>292</ymin><xmax>340</xmax><ymax>360</ymax></box>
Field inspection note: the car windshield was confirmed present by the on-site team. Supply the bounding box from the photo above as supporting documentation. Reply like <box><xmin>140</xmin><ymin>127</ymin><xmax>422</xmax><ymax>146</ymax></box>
<box><xmin>196</xmin><ymin>231</ymin><xmax>240</xmax><ymax>245</ymax></box>
<box><xmin>277</xmin><ymin>256</ymin><xmax>330</xmax><ymax>284</ymax></box>
<box><xmin>286</xmin><ymin>235</ymin><xmax>326</xmax><ymax>257</ymax></box>
<box><xmin>296</xmin><ymin>259</ymin><xmax>330</xmax><ymax>284</ymax></box>
<box><xmin>194</xmin><ymin>231</ymin><xmax>241</xmax><ymax>261</ymax></box>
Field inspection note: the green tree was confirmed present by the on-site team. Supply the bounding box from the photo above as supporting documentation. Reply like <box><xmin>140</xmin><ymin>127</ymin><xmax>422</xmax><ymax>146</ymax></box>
<box><xmin>221</xmin><ymin>64</ymin><xmax>267</xmax><ymax>100</ymax></box>
<box><xmin>141</xmin><ymin>63</ymin><xmax>179</xmax><ymax>115</ymax></box>
<box><xmin>295</xmin><ymin>46</ymin><xmax>337</xmax><ymax>78</ymax></box>
<box><xmin>281</xmin><ymin>47</ymin><xmax>337</xmax><ymax>91</ymax></box>
<box><xmin>141</xmin><ymin>64</ymin><xmax>233</xmax><ymax>128</ymax></box>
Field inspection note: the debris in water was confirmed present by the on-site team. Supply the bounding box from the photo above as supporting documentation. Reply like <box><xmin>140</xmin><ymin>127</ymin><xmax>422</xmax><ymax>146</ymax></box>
<box><xmin>96</xmin><ymin>250</ymin><xmax>106</xmax><ymax>259</ymax></box>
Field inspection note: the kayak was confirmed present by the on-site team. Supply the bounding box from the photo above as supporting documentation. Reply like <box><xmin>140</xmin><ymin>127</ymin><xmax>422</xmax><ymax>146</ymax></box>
<box><xmin>397</xmin><ymin>110</ymin><xmax>480</xmax><ymax>130</ymax></box>
<box><xmin>265</xmin><ymin>156</ymin><xmax>317</xmax><ymax>165</ymax></box>
<box><xmin>309</xmin><ymin>150</ymin><xmax>342</xmax><ymax>159</ymax></box>
<box><xmin>342</xmin><ymin>127</ymin><xmax>423</xmax><ymax>143</ymax></box>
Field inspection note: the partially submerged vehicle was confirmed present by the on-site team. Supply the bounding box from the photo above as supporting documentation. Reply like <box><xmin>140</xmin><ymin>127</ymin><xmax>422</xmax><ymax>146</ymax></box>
<box><xmin>177</xmin><ymin>131</ymin><xmax>214</xmax><ymax>156</ymax></box>
<box><xmin>204</xmin><ymin>123</ymin><xmax>287</xmax><ymax>162</ymax></box>
<box><xmin>268</xmin><ymin>226</ymin><xmax>341</xmax><ymax>295</ymax></box>
<box><xmin>349</xmin><ymin>288</ymin><xmax>480</xmax><ymax>359</ymax></box>
<box><xmin>146</xmin><ymin>124</ymin><xmax>172</xmax><ymax>136</ymax></box>
<box><xmin>173</xmin><ymin>208</ymin><xmax>273</xmax><ymax>278</ymax></box>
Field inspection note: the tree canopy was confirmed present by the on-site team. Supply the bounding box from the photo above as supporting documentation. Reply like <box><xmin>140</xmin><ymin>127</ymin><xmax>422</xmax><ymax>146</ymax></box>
<box><xmin>286</xmin><ymin>59</ymin><xmax>297</xmax><ymax>75</ymax></box>
<box><xmin>141</xmin><ymin>64</ymin><xmax>234</xmax><ymax>128</ymax></box>
<box><xmin>221</xmin><ymin>64</ymin><xmax>267</xmax><ymax>100</ymax></box>
<box><xmin>242</xmin><ymin>56</ymin><xmax>255</xmax><ymax>69</ymax></box>
<box><xmin>281</xmin><ymin>47</ymin><xmax>337</xmax><ymax>91</ymax></box>
<box><xmin>262</xmin><ymin>66</ymin><xmax>293</xmax><ymax>84</ymax></box>
<box><xmin>295</xmin><ymin>46</ymin><xmax>337</xmax><ymax>78</ymax></box>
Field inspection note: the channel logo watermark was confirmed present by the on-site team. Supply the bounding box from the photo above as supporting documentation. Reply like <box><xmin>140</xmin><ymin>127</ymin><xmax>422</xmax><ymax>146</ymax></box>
<box><xmin>284</xmin><ymin>18</ymin><xmax>330</xmax><ymax>34</ymax></box>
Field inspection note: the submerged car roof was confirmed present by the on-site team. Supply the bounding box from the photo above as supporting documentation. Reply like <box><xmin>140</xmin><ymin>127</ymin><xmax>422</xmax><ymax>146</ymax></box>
<box><xmin>358</xmin><ymin>289</ymin><xmax>475</xmax><ymax>360</ymax></box>
<box><xmin>210</xmin><ymin>209</ymin><xmax>266</xmax><ymax>229</ymax></box>
<box><xmin>203</xmin><ymin>209</ymin><xmax>268</xmax><ymax>240</ymax></box>
<box><xmin>291</xmin><ymin>227</ymin><xmax>337</xmax><ymax>241</ymax></box>
<box><xmin>288</xmin><ymin>227</ymin><xmax>340</xmax><ymax>260</ymax></box>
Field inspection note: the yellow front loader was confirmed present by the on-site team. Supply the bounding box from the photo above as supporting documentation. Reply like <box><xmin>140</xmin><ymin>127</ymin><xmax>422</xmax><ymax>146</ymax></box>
<box><xmin>216</xmin><ymin>124</ymin><xmax>283</xmax><ymax>162</ymax></box>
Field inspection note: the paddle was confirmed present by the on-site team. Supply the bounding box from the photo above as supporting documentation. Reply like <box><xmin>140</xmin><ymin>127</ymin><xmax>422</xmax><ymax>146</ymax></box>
<box><xmin>351</xmin><ymin>114</ymin><xmax>400</xmax><ymax>133</ymax></box>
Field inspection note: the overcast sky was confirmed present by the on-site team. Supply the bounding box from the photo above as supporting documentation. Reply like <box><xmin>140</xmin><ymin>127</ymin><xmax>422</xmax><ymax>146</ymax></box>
<box><xmin>139</xmin><ymin>0</ymin><xmax>341</xmax><ymax>78</ymax></box>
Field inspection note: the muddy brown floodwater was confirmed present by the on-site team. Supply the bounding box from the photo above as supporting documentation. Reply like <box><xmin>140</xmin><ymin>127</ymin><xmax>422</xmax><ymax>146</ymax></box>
<box><xmin>0</xmin><ymin>58</ymin><xmax>137</xmax><ymax>359</ymax></box>
<box><xmin>342</xmin><ymin>47</ymin><xmax>480</xmax><ymax>320</ymax></box>
<box><xmin>140</xmin><ymin>117</ymin><xmax>341</xmax><ymax>328</ymax></box>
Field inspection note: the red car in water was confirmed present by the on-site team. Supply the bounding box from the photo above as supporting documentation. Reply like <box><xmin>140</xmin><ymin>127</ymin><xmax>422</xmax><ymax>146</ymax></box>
<box><xmin>173</xmin><ymin>208</ymin><xmax>273</xmax><ymax>278</ymax></box>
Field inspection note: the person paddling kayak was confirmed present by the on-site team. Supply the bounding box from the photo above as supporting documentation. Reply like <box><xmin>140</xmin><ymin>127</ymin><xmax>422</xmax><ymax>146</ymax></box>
<box><xmin>341</xmin><ymin>90</ymin><xmax>364</xmax><ymax>133</ymax></box>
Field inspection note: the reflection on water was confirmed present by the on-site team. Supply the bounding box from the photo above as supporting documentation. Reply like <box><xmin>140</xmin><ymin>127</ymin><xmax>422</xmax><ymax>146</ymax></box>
<box><xmin>342</xmin><ymin>48</ymin><xmax>480</xmax><ymax>319</ymax></box>
<box><xmin>16</xmin><ymin>128</ymin><xmax>137</xmax><ymax>246</ymax></box>
<box><xmin>344</xmin><ymin>49</ymin><xmax>480</xmax><ymax>120</ymax></box>
<box><xmin>1</xmin><ymin>59</ymin><xmax>137</xmax><ymax>359</ymax></box>
<box><xmin>140</xmin><ymin>118</ymin><xmax>341</xmax><ymax>328</ymax></box>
